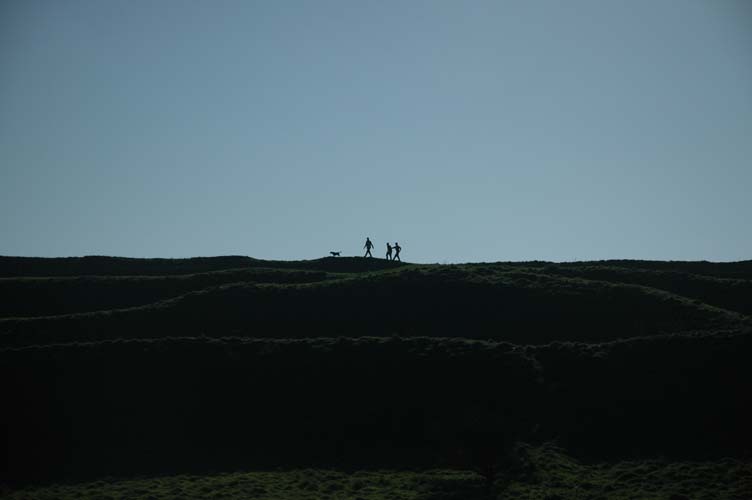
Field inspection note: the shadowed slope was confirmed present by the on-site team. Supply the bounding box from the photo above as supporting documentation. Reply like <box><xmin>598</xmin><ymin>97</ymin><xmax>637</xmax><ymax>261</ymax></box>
<box><xmin>2</xmin><ymin>330</ymin><xmax>750</xmax><ymax>482</ymax></box>
<box><xmin>523</xmin><ymin>264</ymin><xmax>752</xmax><ymax>315</ymax></box>
<box><xmin>1</xmin><ymin>255</ymin><xmax>750</xmax><ymax>486</ymax></box>
<box><xmin>1</xmin><ymin>266</ymin><xmax>747</xmax><ymax>348</ymax></box>
<box><xmin>4</xmin><ymin>260</ymin><xmax>752</xmax><ymax>321</ymax></box>
<box><xmin>0</xmin><ymin>268</ymin><xmax>338</xmax><ymax>318</ymax></box>
<box><xmin>559</xmin><ymin>259</ymin><xmax>752</xmax><ymax>280</ymax></box>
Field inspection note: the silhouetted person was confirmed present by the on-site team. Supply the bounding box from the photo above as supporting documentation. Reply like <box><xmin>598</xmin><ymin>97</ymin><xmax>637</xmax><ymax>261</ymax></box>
<box><xmin>386</xmin><ymin>242</ymin><xmax>393</xmax><ymax>260</ymax></box>
<box><xmin>393</xmin><ymin>242</ymin><xmax>401</xmax><ymax>261</ymax></box>
<box><xmin>363</xmin><ymin>237</ymin><xmax>374</xmax><ymax>258</ymax></box>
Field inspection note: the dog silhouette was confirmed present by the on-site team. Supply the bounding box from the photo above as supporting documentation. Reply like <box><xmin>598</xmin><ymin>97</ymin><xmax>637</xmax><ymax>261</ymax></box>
<box><xmin>330</xmin><ymin>251</ymin><xmax>341</xmax><ymax>257</ymax></box>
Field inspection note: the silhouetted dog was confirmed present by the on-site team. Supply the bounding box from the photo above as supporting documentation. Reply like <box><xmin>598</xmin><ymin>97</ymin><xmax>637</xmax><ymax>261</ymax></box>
<box><xmin>330</xmin><ymin>251</ymin><xmax>341</xmax><ymax>257</ymax></box>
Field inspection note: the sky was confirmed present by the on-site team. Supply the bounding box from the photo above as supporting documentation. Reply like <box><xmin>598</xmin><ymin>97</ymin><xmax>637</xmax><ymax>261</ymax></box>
<box><xmin>1</xmin><ymin>0</ymin><xmax>750</xmax><ymax>263</ymax></box>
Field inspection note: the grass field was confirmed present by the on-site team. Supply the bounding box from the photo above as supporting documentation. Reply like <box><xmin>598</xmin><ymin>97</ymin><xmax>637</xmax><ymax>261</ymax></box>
<box><xmin>2</xmin><ymin>259</ymin><xmax>749</xmax><ymax>348</ymax></box>
<box><xmin>1</xmin><ymin>255</ymin><xmax>750</xmax><ymax>498</ymax></box>
<box><xmin>4</xmin><ymin>445</ymin><xmax>749</xmax><ymax>500</ymax></box>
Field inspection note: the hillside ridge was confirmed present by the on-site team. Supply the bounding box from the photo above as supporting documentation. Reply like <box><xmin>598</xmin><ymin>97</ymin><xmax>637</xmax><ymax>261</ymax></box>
<box><xmin>2</xmin><ymin>255</ymin><xmax>751</xmax><ymax>484</ymax></box>
<box><xmin>1</xmin><ymin>262</ymin><xmax>749</xmax><ymax>348</ymax></box>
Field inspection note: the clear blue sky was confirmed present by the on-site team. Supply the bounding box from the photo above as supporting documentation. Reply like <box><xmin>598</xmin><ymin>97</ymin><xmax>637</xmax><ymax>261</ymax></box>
<box><xmin>1</xmin><ymin>1</ymin><xmax>750</xmax><ymax>263</ymax></box>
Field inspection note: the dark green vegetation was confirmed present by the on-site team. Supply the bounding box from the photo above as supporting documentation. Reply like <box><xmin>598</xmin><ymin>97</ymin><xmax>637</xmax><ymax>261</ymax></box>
<box><xmin>1</xmin><ymin>255</ymin><xmax>750</xmax><ymax>498</ymax></box>
<box><xmin>4</xmin><ymin>444</ymin><xmax>750</xmax><ymax>500</ymax></box>
<box><xmin>2</xmin><ymin>258</ymin><xmax>749</xmax><ymax>348</ymax></box>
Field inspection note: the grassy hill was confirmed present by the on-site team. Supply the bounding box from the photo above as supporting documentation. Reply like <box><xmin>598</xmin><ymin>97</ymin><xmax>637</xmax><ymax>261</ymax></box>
<box><xmin>1</xmin><ymin>255</ymin><xmax>750</xmax><ymax>497</ymax></box>
<box><xmin>1</xmin><ymin>258</ymin><xmax>749</xmax><ymax>348</ymax></box>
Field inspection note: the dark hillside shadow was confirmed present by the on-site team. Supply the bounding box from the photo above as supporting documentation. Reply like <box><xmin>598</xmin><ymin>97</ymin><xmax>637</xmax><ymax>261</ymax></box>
<box><xmin>1</xmin><ymin>266</ymin><xmax>748</xmax><ymax>349</ymax></box>
<box><xmin>1</xmin><ymin>331</ymin><xmax>750</xmax><ymax>482</ymax></box>
<box><xmin>0</xmin><ymin>268</ymin><xmax>334</xmax><ymax>318</ymax></box>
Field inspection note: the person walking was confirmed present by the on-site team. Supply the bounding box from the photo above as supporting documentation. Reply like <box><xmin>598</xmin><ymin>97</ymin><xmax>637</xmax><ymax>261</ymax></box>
<box><xmin>386</xmin><ymin>242</ymin><xmax>393</xmax><ymax>260</ymax></box>
<box><xmin>393</xmin><ymin>242</ymin><xmax>402</xmax><ymax>262</ymax></box>
<box><xmin>363</xmin><ymin>237</ymin><xmax>374</xmax><ymax>258</ymax></box>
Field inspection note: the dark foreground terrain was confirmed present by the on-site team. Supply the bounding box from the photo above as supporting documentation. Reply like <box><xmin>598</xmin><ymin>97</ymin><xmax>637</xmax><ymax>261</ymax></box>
<box><xmin>1</xmin><ymin>255</ymin><xmax>750</xmax><ymax>499</ymax></box>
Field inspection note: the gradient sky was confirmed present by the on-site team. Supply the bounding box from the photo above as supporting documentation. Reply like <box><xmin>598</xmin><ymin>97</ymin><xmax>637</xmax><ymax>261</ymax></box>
<box><xmin>1</xmin><ymin>1</ymin><xmax>750</xmax><ymax>263</ymax></box>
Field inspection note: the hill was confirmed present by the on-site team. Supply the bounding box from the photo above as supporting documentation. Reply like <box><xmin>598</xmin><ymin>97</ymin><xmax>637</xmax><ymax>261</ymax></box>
<box><xmin>1</xmin><ymin>255</ymin><xmax>750</xmax><ymax>494</ymax></box>
<box><xmin>3</xmin><ymin>331</ymin><xmax>751</xmax><ymax>482</ymax></box>
<box><xmin>1</xmin><ymin>258</ymin><xmax>749</xmax><ymax>348</ymax></box>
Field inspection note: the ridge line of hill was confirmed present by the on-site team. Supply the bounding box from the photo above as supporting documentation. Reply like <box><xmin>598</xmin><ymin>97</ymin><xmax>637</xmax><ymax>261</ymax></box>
<box><xmin>2</xmin><ymin>255</ymin><xmax>752</xmax><ymax>278</ymax></box>
<box><xmin>0</xmin><ymin>255</ymin><xmax>408</xmax><ymax>277</ymax></box>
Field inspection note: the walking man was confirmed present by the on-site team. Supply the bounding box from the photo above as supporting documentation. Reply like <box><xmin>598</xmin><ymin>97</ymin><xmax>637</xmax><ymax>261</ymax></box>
<box><xmin>364</xmin><ymin>237</ymin><xmax>374</xmax><ymax>258</ymax></box>
<box><xmin>393</xmin><ymin>242</ymin><xmax>402</xmax><ymax>262</ymax></box>
<box><xmin>386</xmin><ymin>242</ymin><xmax>393</xmax><ymax>260</ymax></box>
